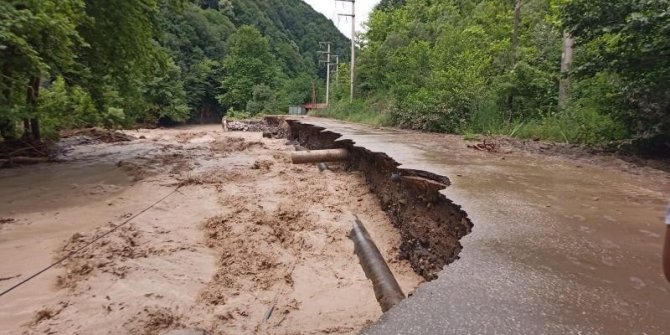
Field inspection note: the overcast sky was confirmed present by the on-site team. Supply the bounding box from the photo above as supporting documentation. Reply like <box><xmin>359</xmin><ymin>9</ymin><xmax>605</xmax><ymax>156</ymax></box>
<box><xmin>303</xmin><ymin>0</ymin><xmax>380</xmax><ymax>38</ymax></box>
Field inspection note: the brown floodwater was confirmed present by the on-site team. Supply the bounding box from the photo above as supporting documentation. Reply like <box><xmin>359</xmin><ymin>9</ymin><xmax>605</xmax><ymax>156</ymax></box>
<box><xmin>0</xmin><ymin>126</ymin><xmax>422</xmax><ymax>335</ymax></box>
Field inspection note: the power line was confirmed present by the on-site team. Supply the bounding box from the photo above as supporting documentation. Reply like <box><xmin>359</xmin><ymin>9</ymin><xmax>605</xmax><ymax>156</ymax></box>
<box><xmin>0</xmin><ymin>186</ymin><xmax>182</xmax><ymax>299</ymax></box>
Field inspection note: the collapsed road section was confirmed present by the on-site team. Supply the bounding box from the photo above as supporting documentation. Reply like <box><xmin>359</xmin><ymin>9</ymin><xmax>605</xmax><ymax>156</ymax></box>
<box><xmin>285</xmin><ymin>118</ymin><xmax>473</xmax><ymax>280</ymax></box>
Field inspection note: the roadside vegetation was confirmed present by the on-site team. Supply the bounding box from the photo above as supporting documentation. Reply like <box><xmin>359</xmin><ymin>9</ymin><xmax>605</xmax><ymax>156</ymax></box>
<box><xmin>320</xmin><ymin>0</ymin><xmax>669</xmax><ymax>149</ymax></box>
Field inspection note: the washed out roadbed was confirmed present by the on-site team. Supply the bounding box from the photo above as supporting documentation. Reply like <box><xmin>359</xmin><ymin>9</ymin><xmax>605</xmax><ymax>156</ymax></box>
<box><xmin>0</xmin><ymin>124</ymin><xmax>421</xmax><ymax>335</ymax></box>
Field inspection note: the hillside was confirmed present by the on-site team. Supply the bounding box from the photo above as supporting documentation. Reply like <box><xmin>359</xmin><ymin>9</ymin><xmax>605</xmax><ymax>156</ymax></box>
<box><xmin>229</xmin><ymin>0</ymin><xmax>350</xmax><ymax>77</ymax></box>
<box><xmin>321</xmin><ymin>0</ymin><xmax>669</xmax><ymax>150</ymax></box>
<box><xmin>0</xmin><ymin>0</ymin><xmax>348</xmax><ymax>141</ymax></box>
<box><xmin>161</xmin><ymin>0</ymin><xmax>350</xmax><ymax>121</ymax></box>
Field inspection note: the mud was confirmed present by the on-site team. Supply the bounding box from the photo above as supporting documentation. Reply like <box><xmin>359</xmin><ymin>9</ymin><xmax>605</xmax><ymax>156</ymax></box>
<box><xmin>224</xmin><ymin>118</ymin><xmax>288</xmax><ymax>137</ymax></box>
<box><xmin>0</xmin><ymin>218</ymin><xmax>15</xmax><ymax>227</ymax></box>
<box><xmin>60</xmin><ymin>128</ymin><xmax>136</xmax><ymax>144</ymax></box>
<box><xmin>209</xmin><ymin>137</ymin><xmax>266</xmax><ymax>154</ymax></box>
<box><xmin>0</xmin><ymin>124</ymin><xmax>421</xmax><ymax>335</ymax></box>
<box><xmin>0</xmin><ymin>140</ymin><xmax>53</xmax><ymax>163</ymax></box>
<box><xmin>286</xmin><ymin>120</ymin><xmax>473</xmax><ymax>280</ymax></box>
<box><xmin>484</xmin><ymin>135</ymin><xmax>670</xmax><ymax>173</ymax></box>
<box><xmin>56</xmin><ymin>223</ymin><xmax>173</xmax><ymax>290</ymax></box>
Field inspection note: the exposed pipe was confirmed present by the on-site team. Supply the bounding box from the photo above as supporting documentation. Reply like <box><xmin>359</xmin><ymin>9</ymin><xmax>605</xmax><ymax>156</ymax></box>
<box><xmin>349</xmin><ymin>216</ymin><xmax>405</xmax><ymax>312</ymax></box>
<box><xmin>291</xmin><ymin>148</ymin><xmax>349</xmax><ymax>164</ymax></box>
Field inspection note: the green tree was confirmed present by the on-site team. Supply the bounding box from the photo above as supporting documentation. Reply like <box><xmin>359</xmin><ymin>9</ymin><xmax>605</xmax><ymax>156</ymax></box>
<box><xmin>0</xmin><ymin>0</ymin><xmax>348</xmax><ymax>141</ymax></box>
<box><xmin>246</xmin><ymin>84</ymin><xmax>277</xmax><ymax>115</ymax></box>
<box><xmin>184</xmin><ymin>58</ymin><xmax>225</xmax><ymax>121</ymax></box>
<box><xmin>562</xmin><ymin>0</ymin><xmax>670</xmax><ymax>138</ymax></box>
<box><xmin>142</xmin><ymin>59</ymin><xmax>189</xmax><ymax>123</ymax></box>
<box><xmin>218</xmin><ymin>25</ymin><xmax>279</xmax><ymax>111</ymax></box>
<box><xmin>0</xmin><ymin>0</ymin><xmax>86</xmax><ymax>141</ymax></box>
<box><xmin>76</xmin><ymin>0</ymin><xmax>172</xmax><ymax>123</ymax></box>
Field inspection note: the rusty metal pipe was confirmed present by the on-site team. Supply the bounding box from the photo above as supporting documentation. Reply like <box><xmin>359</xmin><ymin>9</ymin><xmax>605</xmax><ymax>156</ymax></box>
<box><xmin>350</xmin><ymin>216</ymin><xmax>405</xmax><ymax>312</ymax></box>
<box><xmin>291</xmin><ymin>148</ymin><xmax>349</xmax><ymax>164</ymax></box>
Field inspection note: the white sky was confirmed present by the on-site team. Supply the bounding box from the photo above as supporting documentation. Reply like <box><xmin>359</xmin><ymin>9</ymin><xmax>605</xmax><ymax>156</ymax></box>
<box><xmin>303</xmin><ymin>0</ymin><xmax>380</xmax><ymax>38</ymax></box>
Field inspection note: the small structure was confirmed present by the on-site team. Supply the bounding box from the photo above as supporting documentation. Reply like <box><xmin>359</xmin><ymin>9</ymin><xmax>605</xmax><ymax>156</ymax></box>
<box><xmin>303</xmin><ymin>103</ymin><xmax>328</xmax><ymax>113</ymax></box>
<box><xmin>288</xmin><ymin>106</ymin><xmax>307</xmax><ymax>115</ymax></box>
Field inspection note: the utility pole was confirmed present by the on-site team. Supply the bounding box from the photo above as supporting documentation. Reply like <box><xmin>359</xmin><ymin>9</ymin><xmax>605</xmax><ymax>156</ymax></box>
<box><xmin>333</xmin><ymin>55</ymin><xmax>340</xmax><ymax>84</ymax></box>
<box><xmin>336</xmin><ymin>0</ymin><xmax>355</xmax><ymax>102</ymax></box>
<box><xmin>311</xmin><ymin>80</ymin><xmax>317</xmax><ymax>105</ymax></box>
<box><xmin>318</xmin><ymin>42</ymin><xmax>332</xmax><ymax>105</ymax></box>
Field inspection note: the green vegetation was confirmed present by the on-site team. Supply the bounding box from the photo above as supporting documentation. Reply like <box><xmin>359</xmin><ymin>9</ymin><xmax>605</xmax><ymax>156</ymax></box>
<box><xmin>0</xmin><ymin>0</ymin><xmax>348</xmax><ymax>142</ymax></box>
<box><xmin>321</xmin><ymin>0</ymin><xmax>669</xmax><ymax>147</ymax></box>
<box><xmin>3</xmin><ymin>0</ymin><xmax>667</xmax><ymax>150</ymax></box>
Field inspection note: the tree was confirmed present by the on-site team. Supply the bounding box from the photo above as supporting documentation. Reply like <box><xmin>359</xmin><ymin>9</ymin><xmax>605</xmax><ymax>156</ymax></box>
<box><xmin>218</xmin><ymin>26</ymin><xmax>279</xmax><ymax>111</ymax></box>
<box><xmin>562</xmin><ymin>0</ymin><xmax>670</xmax><ymax>137</ymax></box>
<box><xmin>0</xmin><ymin>0</ymin><xmax>86</xmax><ymax>141</ymax></box>
<box><xmin>0</xmin><ymin>0</ymin><xmax>348</xmax><ymax>141</ymax></box>
<box><xmin>184</xmin><ymin>58</ymin><xmax>225</xmax><ymax>121</ymax></box>
<box><xmin>245</xmin><ymin>84</ymin><xmax>277</xmax><ymax>115</ymax></box>
<box><xmin>512</xmin><ymin>0</ymin><xmax>522</xmax><ymax>65</ymax></box>
<box><xmin>76</xmin><ymin>0</ymin><xmax>170</xmax><ymax>120</ymax></box>
<box><xmin>376</xmin><ymin>0</ymin><xmax>407</xmax><ymax>11</ymax></box>
<box><xmin>558</xmin><ymin>31</ymin><xmax>574</xmax><ymax>109</ymax></box>
<box><xmin>143</xmin><ymin>59</ymin><xmax>189</xmax><ymax>123</ymax></box>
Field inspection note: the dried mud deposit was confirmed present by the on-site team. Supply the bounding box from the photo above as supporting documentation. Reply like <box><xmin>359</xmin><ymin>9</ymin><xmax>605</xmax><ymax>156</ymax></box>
<box><xmin>0</xmin><ymin>124</ymin><xmax>421</xmax><ymax>335</ymax></box>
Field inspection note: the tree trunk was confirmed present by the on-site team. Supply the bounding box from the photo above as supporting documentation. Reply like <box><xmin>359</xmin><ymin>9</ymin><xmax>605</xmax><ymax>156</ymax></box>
<box><xmin>22</xmin><ymin>119</ymin><xmax>32</xmax><ymax>140</ymax></box>
<box><xmin>507</xmin><ymin>0</ymin><xmax>522</xmax><ymax>121</ymax></box>
<box><xmin>511</xmin><ymin>0</ymin><xmax>522</xmax><ymax>66</ymax></box>
<box><xmin>30</xmin><ymin>118</ymin><xmax>40</xmax><ymax>141</ymax></box>
<box><xmin>24</xmin><ymin>75</ymin><xmax>41</xmax><ymax>141</ymax></box>
<box><xmin>0</xmin><ymin>49</ymin><xmax>17</xmax><ymax>139</ymax></box>
<box><xmin>559</xmin><ymin>31</ymin><xmax>574</xmax><ymax>110</ymax></box>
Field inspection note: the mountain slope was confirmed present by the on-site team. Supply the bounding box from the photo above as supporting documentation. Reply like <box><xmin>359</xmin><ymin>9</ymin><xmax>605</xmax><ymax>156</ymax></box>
<box><xmin>229</xmin><ymin>0</ymin><xmax>350</xmax><ymax>76</ymax></box>
<box><xmin>160</xmin><ymin>0</ymin><xmax>350</xmax><ymax>119</ymax></box>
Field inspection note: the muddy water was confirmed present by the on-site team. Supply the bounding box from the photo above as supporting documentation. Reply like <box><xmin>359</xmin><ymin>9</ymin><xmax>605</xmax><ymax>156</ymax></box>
<box><xmin>288</xmin><ymin>117</ymin><xmax>670</xmax><ymax>334</ymax></box>
<box><xmin>0</xmin><ymin>125</ymin><xmax>421</xmax><ymax>335</ymax></box>
<box><xmin>0</xmin><ymin>163</ymin><xmax>134</xmax><ymax>214</ymax></box>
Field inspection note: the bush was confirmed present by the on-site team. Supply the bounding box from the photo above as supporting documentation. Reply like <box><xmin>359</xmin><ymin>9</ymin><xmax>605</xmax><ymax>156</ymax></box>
<box><xmin>245</xmin><ymin>84</ymin><xmax>277</xmax><ymax>115</ymax></box>
<box><xmin>315</xmin><ymin>96</ymin><xmax>392</xmax><ymax>126</ymax></box>
<box><xmin>225</xmin><ymin>107</ymin><xmax>251</xmax><ymax>120</ymax></box>
<box><xmin>515</xmin><ymin>108</ymin><xmax>628</xmax><ymax>145</ymax></box>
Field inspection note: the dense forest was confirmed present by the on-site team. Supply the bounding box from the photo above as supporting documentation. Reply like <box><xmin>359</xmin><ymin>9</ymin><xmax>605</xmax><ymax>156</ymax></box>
<box><xmin>2</xmin><ymin>0</ymin><xmax>668</xmax><ymax>149</ymax></box>
<box><xmin>0</xmin><ymin>0</ymin><xmax>348</xmax><ymax>141</ymax></box>
<box><xmin>324</xmin><ymin>0</ymin><xmax>669</xmax><ymax>147</ymax></box>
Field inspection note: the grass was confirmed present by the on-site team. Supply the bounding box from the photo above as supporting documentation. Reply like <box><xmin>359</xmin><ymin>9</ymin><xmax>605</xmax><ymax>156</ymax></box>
<box><xmin>464</xmin><ymin>92</ymin><xmax>628</xmax><ymax>145</ymax></box>
<box><xmin>313</xmin><ymin>97</ymin><xmax>392</xmax><ymax>127</ymax></box>
<box><xmin>314</xmin><ymin>93</ymin><xmax>629</xmax><ymax>147</ymax></box>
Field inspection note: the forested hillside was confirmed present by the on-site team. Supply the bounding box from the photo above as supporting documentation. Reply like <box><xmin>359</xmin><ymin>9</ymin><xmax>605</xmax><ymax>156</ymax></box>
<box><xmin>326</xmin><ymin>0</ymin><xmax>669</xmax><ymax>147</ymax></box>
<box><xmin>0</xmin><ymin>0</ymin><xmax>348</xmax><ymax>141</ymax></box>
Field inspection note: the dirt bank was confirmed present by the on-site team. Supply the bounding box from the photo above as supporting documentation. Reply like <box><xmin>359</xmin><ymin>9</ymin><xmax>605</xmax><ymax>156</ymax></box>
<box><xmin>0</xmin><ymin>124</ymin><xmax>421</xmax><ymax>335</ymax></box>
<box><xmin>286</xmin><ymin>120</ymin><xmax>473</xmax><ymax>280</ymax></box>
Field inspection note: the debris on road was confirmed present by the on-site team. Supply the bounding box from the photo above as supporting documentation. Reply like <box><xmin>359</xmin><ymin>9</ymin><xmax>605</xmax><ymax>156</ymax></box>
<box><xmin>467</xmin><ymin>140</ymin><xmax>498</xmax><ymax>152</ymax></box>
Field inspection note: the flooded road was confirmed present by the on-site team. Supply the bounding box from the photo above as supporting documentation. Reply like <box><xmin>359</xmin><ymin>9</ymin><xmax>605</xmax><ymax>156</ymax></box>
<box><xmin>289</xmin><ymin>117</ymin><xmax>670</xmax><ymax>334</ymax></box>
